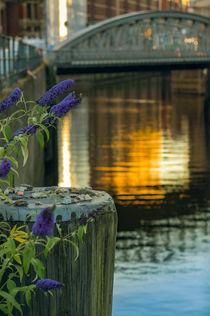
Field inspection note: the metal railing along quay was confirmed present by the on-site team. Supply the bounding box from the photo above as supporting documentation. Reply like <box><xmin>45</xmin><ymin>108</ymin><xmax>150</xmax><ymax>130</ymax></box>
<box><xmin>0</xmin><ymin>34</ymin><xmax>42</xmax><ymax>91</ymax></box>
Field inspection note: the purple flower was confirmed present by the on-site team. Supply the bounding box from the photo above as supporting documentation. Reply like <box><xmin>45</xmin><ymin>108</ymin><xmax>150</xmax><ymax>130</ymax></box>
<box><xmin>36</xmin><ymin>279</ymin><xmax>64</xmax><ymax>291</ymax></box>
<box><xmin>80</xmin><ymin>218</ymin><xmax>87</xmax><ymax>226</ymax></box>
<box><xmin>49</xmin><ymin>92</ymin><xmax>81</xmax><ymax>118</ymax></box>
<box><xmin>0</xmin><ymin>88</ymin><xmax>22</xmax><ymax>112</ymax></box>
<box><xmin>32</xmin><ymin>205</ymin><xmax>56</xmax><ymax>237</ymax></box>
<box><xmin>0</xmin><ymin>158</ymin><xmax>12</xmax><ymax>178</ymax></box>
<box><xmin>37</xmin><ymin>80</ymin><xmax>74</xmax><ymax>106</ymax></box>
<box><xmin>8</xmin><ymin>124</ymin><xmax>39</xmax><ymax>145</ymax></box>
<box><xmin>88</xmin><ymin>210</ymin><xmax>98</xmax><ymax>218</ymax></box>
<box><xmin>13</xmin><ymin>124</ymin><xmax>39</xmax><ymax>138</ymax></box>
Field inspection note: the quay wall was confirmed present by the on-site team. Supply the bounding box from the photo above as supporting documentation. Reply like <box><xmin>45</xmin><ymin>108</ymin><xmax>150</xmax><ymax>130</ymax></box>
<box><xmin>0</xmin><ymin>63</ymin><xmax>47</xmax><ymax>186</ymax></box>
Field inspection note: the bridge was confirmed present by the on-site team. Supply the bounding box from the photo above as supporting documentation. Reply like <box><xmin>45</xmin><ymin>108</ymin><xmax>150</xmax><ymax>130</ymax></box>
<box><xmin>49</xmin><ymin>10</ymin><xmax>210</xmax><ymax>71</ymax></box>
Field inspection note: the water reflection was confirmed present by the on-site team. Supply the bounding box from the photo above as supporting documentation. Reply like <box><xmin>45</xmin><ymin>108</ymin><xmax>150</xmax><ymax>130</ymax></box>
<box><xmin>113</xmin><ymin>206</ymin><xmax>210</xmax><ymax>316</ymax></box>
<box><xmin>58</xmin><ymin>72</ymin><xmax>208</xmax><ymax>206</ymax></box>
<box><xmin>57</xmin><ymin>70</ymin><xmax>210</xmax><ymax>316</ymax></box>
<box><xmin>58</xmin><ymin>96</ymin><xmax>90</xmax><ymax>187</ymax></box>
<box><xmin>58</xmin><ymin>114</ymin><xmax>72</xmax><ymax>187</ymax></box>
<box><xmin>116</xmin><ymin>211</ymin><xmax>210</xmax><ymax>268</ymax></box>
<box><xmin>91</xmin><ymin>99</ymin><xmax>190</xmax><ymax>202</ymax></box>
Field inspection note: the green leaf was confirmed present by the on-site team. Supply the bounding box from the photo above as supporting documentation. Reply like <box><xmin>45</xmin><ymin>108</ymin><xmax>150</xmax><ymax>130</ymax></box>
<box><xmin>13</xmin><ymin>254</ymin><xmax>22</xmax><ymax>265</ymax></box>
<box><xmin>27</xmin><ymin>117</ymin><xmax>33</xmax><ymax>125</ymax></box>
<box><xmin>7</xmin><ymin>280</ymin><xmax>16</xmax><ymax>293</ymax></box>
<box><xmin>19</xmin><ymin>135</ymin><xmax>28</xmax><ymax>148</ymax></box>
<box><xmin>3</xmin><ymin>125</ymin><xmax>12</xmax><ymax>142</ymax></box>
<box><xmin>8</xmin><ymin>171</ymin><xmax>13</xmax><ymax>187</ymax></box>
<box><xmin>25</xmin><ymin>290</ymin><xmax>31</xmax><ymax>307</ymax></box>
<box><xmin>0</xmin><ymin>290</ymin><xmax>23</xmax><ymax>316</ymax></box>
<box><xmin>0</xmin><ymin>222</ymin><xmax>10</xmax><ymax>229</ymax></box>
<box><xmin>35</xmin><ymin>130</ymin><xmax>44</xmax><ymax>149</ymax></box>
<box><xmin>14</xmin><ymin>145</ymin><xmax>20</xmax><ymax>157</ymax></box>
<box><xmin>7</xmin><ymin>238</ymin><xmax>16</xmax><ymax>254</ymax></box>
<box><xmin>40</xmin><ymin>113</ymin><xmax>48</xmax><ymax>123</ymax></box>
<box><xmin>10</xmin><ymin>224</ymin><xmax>17</xmax><ymax>236</ymax></box>
<box><xmin>64</xmin><ymin>239</ymin><xmax>79</xmax><ymax>261</ymax></box>
<box><xmin>71</xmin><ymin>232</ymin><xmax>76</xmax><ymax>240</ymax></box>
<box><xmin>0</xmin><ymin>179</ymin><xmax>10</xmax><ymax>187</ymax></box>
<box><xmin>0</xmin><ymin>147</ymin><xmax>5</xmax><ymax>158</ymax></box>
<box><xmin>77</xmin><ymin>226</ymin><xmax>84</xmax><ymax>244</ymax></box>
<box><xmin>11</xmin><ymin>167</ymin><xmax>19</xmax><ymax>177</ymax></box>
<box><xmin>0</xmin><ymin>258</ymin><xmax>10</xmax><ymax>283</ymax></box>
<box><xmin>8</xmin><ymin>273</ymin><xmax>18</xmax><ymax>280</ymax></box>
<box><xmin>44</xmin><ymin>237</ymin><xmax>60</xmax><ymax>258</ymax></box>
<box><xmin>31</xmin><ymin>258</ymin><xmax>45</xmax><ymax>279</ymax></box>
<box><xmin>0</xmin><ymin>303</ymin><xmax>8</xmax><ymax>314</ymax></box>
<box><xmin>83</xmin><ymin>224</ymin><xmax>87</xmax><ymax>234</ymax></box>
<box><xmin>0</xmin><ymin>193</ymin><xmax>13</xmax><ymax>205</ymax></box>
<box><xmin>14</xmin><ymin>265</ymin><xmax>23</xmax><ymax>282</ymax></box>
<box><xmin>32</xmin><ymin>117</ymin><xmax>37</xmax><ymax>124</ymax></box>
<box><xmin>56</xmin><ymin>224</ymin><xmax>62</xmax><ymax>237</ymax></box>
<box><xmin>21</xmin><ymin>145</ymin><xmax>28</xmax><ymax>167</ymax></box>
<box><xmin>23</xmin><ymin>242</ymin><xmax>35</xmax><ymax>274</ymax></box>
<box><xmin>0</xmin><ymin>248</ymin><xmax>10</xmax><ymax>259</ymax></box>
<box><xmin>39</xmin><ymin>124</ymin><xmax>50</xmax><ymax>141</ymax></box>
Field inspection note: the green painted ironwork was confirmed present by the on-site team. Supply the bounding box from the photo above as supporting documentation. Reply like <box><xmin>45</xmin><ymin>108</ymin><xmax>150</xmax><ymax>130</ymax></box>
<box><xmin>0</xmin><ymin>34</ymin><xmax>42</xmax><ymax>91</ymax></box>
<box><xmin>49</xmin><ymin>10</ymin><xmax>210</xmax><ymax>69</ymax></box>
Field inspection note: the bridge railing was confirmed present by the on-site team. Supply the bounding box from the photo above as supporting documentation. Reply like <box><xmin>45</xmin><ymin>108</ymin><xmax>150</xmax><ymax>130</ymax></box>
<box><xmin>0</xmin><ymin>34</ymin><xmax>42</xmax><ymax>91</ymax></box>
<box><xmin>50</xmin><ymin>47</ymin><xmax>210</xmax><ymax>68</ymax></box>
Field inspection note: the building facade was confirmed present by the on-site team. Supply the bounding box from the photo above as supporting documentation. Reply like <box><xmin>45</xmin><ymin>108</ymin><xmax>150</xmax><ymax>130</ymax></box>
<box><xmin>0</xmin><ymin>0</ymin><xmax>190</xmax><ymax>45</ymax></box>
<box><xmin>189</xmin><ymin>0</ymin><xmax>210</xmax><ymax>18</ymax></box>
<box><xmin>46</xmin><ymin>0</ymin><xmax>87</xmax><ymax>47</ymax></box>
<box><xmin>0</xmin><ymin>0</ymin><xmax>44</xmax><ymax>37</ymax></box>
<box><xmin>87</xmin><ymin>0</ymin><xmax>187</xmax><ymax>24</ymax></box>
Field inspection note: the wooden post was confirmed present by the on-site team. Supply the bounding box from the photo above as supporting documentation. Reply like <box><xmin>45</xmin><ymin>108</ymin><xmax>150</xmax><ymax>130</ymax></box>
<box><xmin>1</xmin><ymin>187</ymin><xmax>118</xmax><ymax>316</ymax></box>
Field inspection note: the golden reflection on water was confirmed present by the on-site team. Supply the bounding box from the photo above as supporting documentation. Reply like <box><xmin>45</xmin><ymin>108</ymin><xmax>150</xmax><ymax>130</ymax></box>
<box><xmin>93</xmin><ymin>108</ymin><xmax>190</xmax><ymax>203</ymax></box>
<box><xmin>57</xmin><ymin>72</ymin><xmax>206</xmax><ymax>203</ymax></box>
<box><xmin>58</xmin><ymin>114</ymin><xmax>71</xmax><ymax>187</ymax></box>
<box><xmin>57</xmin><ymin>102</ymin><xmax>189</xmax><ymax>201</ymax></box>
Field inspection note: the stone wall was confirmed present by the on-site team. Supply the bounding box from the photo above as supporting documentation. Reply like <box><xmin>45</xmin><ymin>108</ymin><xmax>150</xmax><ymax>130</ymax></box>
<box><xmin>0</xmin><ymin>63</ymin><xmax>47</xmax><ymax>186</ymax></box>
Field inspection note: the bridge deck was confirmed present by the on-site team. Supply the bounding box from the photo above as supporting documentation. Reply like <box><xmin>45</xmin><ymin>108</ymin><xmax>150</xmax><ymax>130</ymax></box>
<box><xmin>49</xmin><ymin>11</ymin><xmax>210</xmax><ymax>71</ymax></box>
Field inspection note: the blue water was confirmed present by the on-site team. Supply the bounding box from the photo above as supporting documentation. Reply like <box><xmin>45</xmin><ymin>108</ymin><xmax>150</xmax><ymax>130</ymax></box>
<box><xmin>112</xmin><ymin>211</ymin><xmax>210</xmax><ymax>316</ymax></box>
<box><xmin>113</xmin><ymin>268</ymin><xmax>210</xmax><ymax>316</ymax></box>
<box><xmin>113</xmin><ymin>254</ymin><xmax>210</xmax><ymax>315</ymax></box>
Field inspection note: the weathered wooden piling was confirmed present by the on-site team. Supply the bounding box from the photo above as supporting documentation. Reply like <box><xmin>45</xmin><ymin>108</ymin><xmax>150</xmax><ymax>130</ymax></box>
<box><xmin>0</xmin><ymin>186</ymin><xmax>118</xmax><ymax>316</ymax></box>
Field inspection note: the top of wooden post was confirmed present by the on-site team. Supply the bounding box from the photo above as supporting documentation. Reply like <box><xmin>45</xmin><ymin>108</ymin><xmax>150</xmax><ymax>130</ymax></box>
<box><xmin>0</xmin><ymin>186</ymin><xmax>116</xmax><ymax>222</ymax></box>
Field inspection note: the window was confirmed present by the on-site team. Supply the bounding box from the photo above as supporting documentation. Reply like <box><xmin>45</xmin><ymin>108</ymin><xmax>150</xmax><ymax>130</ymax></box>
<box><xmin>27</xmin><ymin>3</ymin><xmax>31</xmax><ymax>19</ymax></box>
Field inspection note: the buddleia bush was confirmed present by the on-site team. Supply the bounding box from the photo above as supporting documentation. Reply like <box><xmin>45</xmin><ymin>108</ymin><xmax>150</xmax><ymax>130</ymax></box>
<box><xmin>0</xmin><ymin>81</ymin><xmax>100</xmax><ymax>315</ymax></box>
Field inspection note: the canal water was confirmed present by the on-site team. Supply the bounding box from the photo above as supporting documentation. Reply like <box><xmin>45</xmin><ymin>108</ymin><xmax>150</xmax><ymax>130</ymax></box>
<box><xmin>56</xmin><ymin>70</ymin><xmax>209</xmax><ymax>315</ymax></box>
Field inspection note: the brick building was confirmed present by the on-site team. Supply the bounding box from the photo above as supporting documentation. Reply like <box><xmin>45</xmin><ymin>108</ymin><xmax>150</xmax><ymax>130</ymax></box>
<box><xmin>0</xmin><ymin>0</ymin><xmax>44</xmax><ymax>37</ymax></box>
<box><xmin>87</xmin><ymin>0</ymin><xmax>186</xmax><ymax>24</ymax></box>
<box><xmin>189</xmin><ymin>0</ymin><xmax>210</xmax><ymax>18</ymax></box>
<box><xmin>45</xmin><ymin>0</ymin><xmax>189</xmax><ymax>47</ymax></box>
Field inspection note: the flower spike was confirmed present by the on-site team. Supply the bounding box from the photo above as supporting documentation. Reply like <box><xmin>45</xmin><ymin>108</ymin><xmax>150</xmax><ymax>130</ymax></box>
<box><xmin>37</xmin><ymin>79</ymin><xmax>74</xmax><ymax>106</ymax></box>
<box><xmin>0</xmin><ymin>158</ymin><xmax>12</xmax><ymax>178</ymax></box>
<box><xmin>32</xmin><ymin>205</ymin><xmax>56</xmax><ymax>237</ymax></box>
<box><xmin>0</xmin><ymin>88</ymin><xmax>22</xmax><ymax>112</ymax></box>
<box><xmin>36</xmin><ymin>279</ymin><xmax>64</xmax><ymax>291</ymax></box>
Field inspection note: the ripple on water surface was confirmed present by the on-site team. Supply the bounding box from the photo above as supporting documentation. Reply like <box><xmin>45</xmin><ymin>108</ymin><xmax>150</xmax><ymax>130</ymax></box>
<box><xmin>57</xmin><ymin>71</ymin><xmax>210</xmax><ymax>316</ymax></box>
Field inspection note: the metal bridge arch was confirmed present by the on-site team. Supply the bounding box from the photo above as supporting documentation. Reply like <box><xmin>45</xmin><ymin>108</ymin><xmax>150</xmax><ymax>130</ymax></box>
<box><xmin>50</xmin><ymin>11</ymin><xmax>210</xmax><ymax>68</ymax></box>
